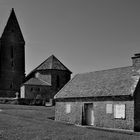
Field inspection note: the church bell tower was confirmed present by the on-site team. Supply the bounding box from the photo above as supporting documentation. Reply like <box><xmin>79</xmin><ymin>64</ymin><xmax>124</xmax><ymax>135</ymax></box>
<box><xmin>0</xmin><ymin>8</ymin><xmax>25</xmax><ymax>97</ymax></box>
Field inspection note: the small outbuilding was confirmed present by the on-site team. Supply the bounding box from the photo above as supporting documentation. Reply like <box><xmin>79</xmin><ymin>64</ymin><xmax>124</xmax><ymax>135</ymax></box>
<box><xmin>55</xmin><ymin>54</ymin><xmax>140</xmax><ymax>131</ymax></box>
<box><xmin>20</xmin><ymin>55</ymin><xmax>72</xmax><ymax>105</ymax></box>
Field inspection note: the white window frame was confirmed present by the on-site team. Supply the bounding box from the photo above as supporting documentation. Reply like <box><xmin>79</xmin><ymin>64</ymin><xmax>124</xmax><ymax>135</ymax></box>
<box><xmin>66</xmin><ymin>103</ymin><xmax>71</xmax><ymax>114</ymax></box>
<box><xmin>114</xmin><ymin>104</ymin><xmax>126</xmax><ymax>119</ymax></box>
<box><xmin>106</xmin><ymin>103</ymin><xmax>112</xmax><ymax>114</ymax></box>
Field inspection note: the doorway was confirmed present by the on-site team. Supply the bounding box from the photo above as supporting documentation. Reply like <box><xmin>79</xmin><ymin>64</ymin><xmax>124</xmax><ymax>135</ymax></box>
<box><xmin>83</xmin><ymin>103</ymin><xmax>94</xmax><ymax>126</ymax></box>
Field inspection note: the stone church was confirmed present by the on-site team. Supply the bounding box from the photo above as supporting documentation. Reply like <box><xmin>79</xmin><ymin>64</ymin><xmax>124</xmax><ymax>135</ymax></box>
<box><xmin>0</xmin><ymin>9</ymin><xmax>25</xmax><ymax>97</ymax></box>
<box><xmin>20</xmin><ymin>55</ymin><xmax>72</xmax><ymax>105</ymax></box>
<box><xmin>0</xmin><ymin>9</ymin><xmax>72</xmax><ymax>101</ymax></box>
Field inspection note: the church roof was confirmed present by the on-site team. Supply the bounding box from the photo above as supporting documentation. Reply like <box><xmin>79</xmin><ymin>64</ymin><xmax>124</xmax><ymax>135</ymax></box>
<box><xmin>55</xmin><ymin>66</ymin><xmax>140</xmax><ymax>99</ymax></box>
<box><xmin>36</xmin><ymin>55</ymin><xmax>71</xmax><ymax>72</ymax></box>
<box><xmin>26</xmin><ymin>55</ymin><xmax>72</xmax><ymax>78</ymax></box>
<box><xmin>1</xmin><ymin>8</ymin><xmax>25</xmax><ymax>43</ymax></box>
<box><xmin>24</xmin><ymin>78</ymin><xmax>51</xmax><ymax>86</ymax></box>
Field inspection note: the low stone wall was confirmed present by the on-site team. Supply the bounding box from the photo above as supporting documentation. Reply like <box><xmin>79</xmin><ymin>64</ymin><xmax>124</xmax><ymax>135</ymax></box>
<box><xmin>0</xmin><ymin>98</ymin><xmax>18</xmax><ymax>104</ymax></box>
<box><xmin>0</xmin><ymin>98</ymin><xmax>55</xmax><ymax>106</ymax></box>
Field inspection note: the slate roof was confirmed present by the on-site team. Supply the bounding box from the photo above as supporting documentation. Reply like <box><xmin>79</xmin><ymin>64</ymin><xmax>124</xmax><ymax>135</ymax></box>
<box><xmin>24</xmin><ymin>78</ymin><xmax>51</xmax><ymax>86</ymax></box>
<box><xmin>55</xmin><ymin>66</ymin><xmax>140</xmax><ymax>98</ymax></box>
<box><xmin>37</xmin><ymin>55</ymin><xmax>71</xmax><ymax>71</ymax></box>
<box><xmin>26</xmin><ymin>55</ymin><xmax>72</xmax><ymax>78</ymax></box>
<box><xmin>1</xmin><ymin>8</ymin><xmax>25</xmax><ymax>43</ymax></box>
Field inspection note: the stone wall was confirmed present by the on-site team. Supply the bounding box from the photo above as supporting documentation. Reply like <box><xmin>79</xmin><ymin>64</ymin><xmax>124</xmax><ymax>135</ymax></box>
<box><xmin>55</xmin><ymin>100</ymin><xmax>134</xmax><ymax>130</ymax></box>
<box><xmin>51</xmin><ymin>70</ymin><xmax>71</xmax><ymax>90</ymax></box>
<box><xmin>55</xmin><ymin>102</ymin><xmax>83</xmax><ymax>125</ymax></box>
<box><xmin>134</xmin><ymin>79</ymin><xmax>140</xmax><ymax>131</ymax></box>
<box><xmin>0</xmin><ymin>29</ymin><xmax>25</xmax><ymax>97</ymax></box>
<box><xmin>24</xmin><ymin>85</ymin><xmax>54</xmax><ymax>99</ymax></box>
<box><xmin>93</xmin><ymin>101</ymin><xmax>134</xmax><ymax>130</ymax></box>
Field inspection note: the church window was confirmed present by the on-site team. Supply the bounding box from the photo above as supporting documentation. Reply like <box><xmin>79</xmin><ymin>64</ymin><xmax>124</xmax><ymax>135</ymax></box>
<box><xmin>35</xmin><ymin>72</ymin><xmax>39</xmax><ymax>78</ymax></box>
<box><xmin>57</xmin><ymin>76</ymin><xmax>60</xmax><ymax>88</ymax></box>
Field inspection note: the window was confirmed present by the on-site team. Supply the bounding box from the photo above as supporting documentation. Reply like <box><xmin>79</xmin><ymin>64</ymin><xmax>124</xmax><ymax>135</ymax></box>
<box><xmin>30</xmin><ymin>88</ymin><xmax>33</xmax><ymax>92</ymax></box>
<box><xmin>114</xmin><ymin>104</ymin><xmax>125</xmax><ymax>119</ymax></box>
<box><xmin>66</xmin><ymin>103</ymin><xmax>71</xmax><ymax>114</ymax></box>
<box><xmin>57</xmin><ymin>76</ymin><xmax>60</xmax><ymax>88</ymax></box>
<box><xmin>10</xmin><ymin>83</ymin><xmax>13</xmax><ymax>89</ymax></box>
<box><xmin>35</xmin><ymin>72</ymin><xmax>39</xmax><ymax>78</ymax></box>
<box><xmin>106</xmin><ymin>104</ymin><xmax>112</xmax><ymax>114</ymax></box>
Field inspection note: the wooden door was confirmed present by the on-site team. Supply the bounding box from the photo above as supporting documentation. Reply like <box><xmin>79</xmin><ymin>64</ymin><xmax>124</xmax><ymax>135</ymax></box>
<box><xmin>84</xmin><ymin>103</ymin><xmax>94</xmax><ymax>126</ymax></box>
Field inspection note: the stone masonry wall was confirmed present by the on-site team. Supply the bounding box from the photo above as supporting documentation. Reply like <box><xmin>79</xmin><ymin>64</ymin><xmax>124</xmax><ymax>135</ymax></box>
<box><xmin>55</xmin><ymin>102</ymin><xmax>83</xmax><ymax>125</ymax></box>
<box><xmin>55</xmin><ymin>100</ymin><xmax>134</xmax><ymax>130</ymax></box>
<box><xmin>134</xmin><ymin>80</ymin><xmax>140</xmax><ymax>131</ymax></box>
<box><xmin>24</xmin><ymin>85</ymin><xmax>53</xmax><ymax>100</ymax></box>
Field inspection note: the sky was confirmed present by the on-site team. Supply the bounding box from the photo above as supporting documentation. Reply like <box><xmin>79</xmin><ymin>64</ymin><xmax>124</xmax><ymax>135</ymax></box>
<box><xmin>0</xmin><ymin>0</ymin><xmax>140</xmax><ymax>76</ymax></box>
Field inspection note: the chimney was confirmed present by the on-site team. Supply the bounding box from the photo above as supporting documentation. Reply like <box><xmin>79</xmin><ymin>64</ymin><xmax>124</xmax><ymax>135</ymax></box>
<box><xmin>131</xmin><ymin>53</ymin><xmax>140</xmax><ymax>69</ymax></box>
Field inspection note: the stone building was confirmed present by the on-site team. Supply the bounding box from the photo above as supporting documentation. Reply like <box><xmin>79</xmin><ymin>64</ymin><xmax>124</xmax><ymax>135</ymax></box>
<box><xmin>55</xmin><ymin>54</ymin><xmax>140</xmax><ymax>131</ymax></box>
<box><xmin>0</xmin><ymin>9</ymin><xmax>25</xmax><ymax>97</ymax></box>
<box><xmin>20</xmin><ymin>55</ymin><xmax>72</xmax><ymax>104</ymax></box>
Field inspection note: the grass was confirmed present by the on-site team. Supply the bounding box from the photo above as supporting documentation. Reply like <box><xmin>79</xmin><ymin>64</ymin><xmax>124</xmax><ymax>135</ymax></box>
<box><xmin>0</xmin><ymin>104</ymin><xmax>140</xmax><ymax>140</ymax></box>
